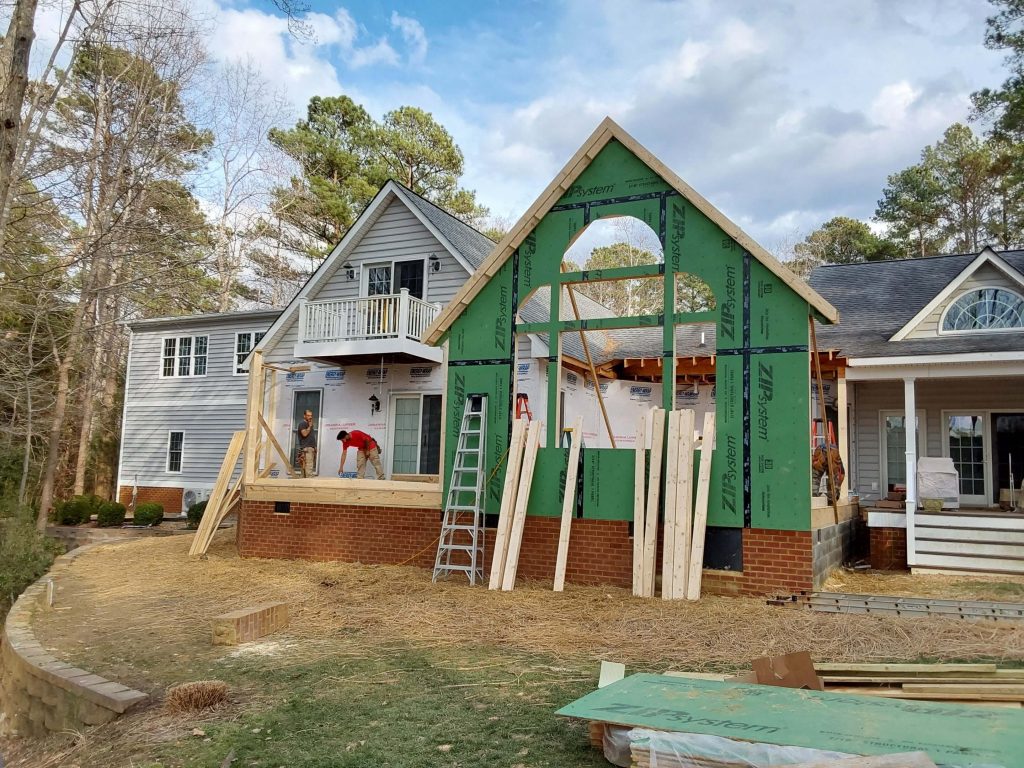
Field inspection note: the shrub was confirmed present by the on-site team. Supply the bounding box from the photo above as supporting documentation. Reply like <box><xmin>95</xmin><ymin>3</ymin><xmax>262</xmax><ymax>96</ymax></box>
<box><xmin>53</xmin><ymin>496</ymin><xmax>92</xmax><ymax>526</ymax></box>
<box><xmin>0</xmin><ymin>515</ymin><xmax>63</xmax><ymax>617</ymax></box>
<box><xmin>186</xmin><ymin>499</ymin><xmax>208</xmax><ymax>530</ymax></box>
<box><xmin>96</xmin><ymin>501</ymin><xmax>126</xmax><ymax>528</ymax></box>
<box><xmin>165</xmin><ymin>680</ymin><xmax>228</xmax><ymax>712</ymax></box>
<box><xmin>133</xmin><ymin>502</ymin><xmax>164</xmax><ymax>527</ymax></box>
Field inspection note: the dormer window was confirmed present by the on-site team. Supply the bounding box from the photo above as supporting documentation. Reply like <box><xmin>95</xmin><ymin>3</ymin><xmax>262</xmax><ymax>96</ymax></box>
<box><xmin>940</xmin><ymin>287</ymin><xmax>1024</xmax><ymax>333</ymax></box>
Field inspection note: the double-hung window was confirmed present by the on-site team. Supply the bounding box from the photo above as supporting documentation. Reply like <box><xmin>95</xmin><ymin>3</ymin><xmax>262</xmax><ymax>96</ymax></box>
<box><xmin>161</xmin><ymin>335</ymin><xmax>208</xmax><ymax>377</ymax></box>
<box><xmin>167</xmin><ymin>431</ymin><xmax>184</xmax><ymax>473</ymax></box>
<box><xmin>234</xmin><ymin>331</ymin><xmax>266</xmax><ymax>374</ymax></box>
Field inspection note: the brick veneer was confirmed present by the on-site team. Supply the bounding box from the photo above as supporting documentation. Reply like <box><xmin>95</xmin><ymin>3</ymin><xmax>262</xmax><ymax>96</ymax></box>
<box><xmin>870</xmin><ymin>527</ymin><xmax>908</xmax><ymax>571</ymax></box>
<box><xmin>117</xmin><ymin>486</ymin><xmax>184</xmax><ymax>515</ymax></box>
<box><xmin>238</xmin><ymin>500</ymin><xmax>819</xmax><ymax>594</ymax></box>
<box><xmin>742</xmin><ymin>528</ymin><xmax>814</xmax><ymax>595</ymax></box>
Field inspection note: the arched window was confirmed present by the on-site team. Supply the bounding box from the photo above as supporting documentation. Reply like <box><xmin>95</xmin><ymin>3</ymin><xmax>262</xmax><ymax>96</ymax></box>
<box><xmin>941</xmin><ymin>287</ymin><xmax>1024</xmax><ymax>332</ymax></box>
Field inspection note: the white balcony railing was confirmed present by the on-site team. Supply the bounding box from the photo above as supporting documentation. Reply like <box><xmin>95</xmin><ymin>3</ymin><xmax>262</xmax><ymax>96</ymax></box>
<box><xmin>298</xmin><ymin>289</ymin><xmax>440</xmax><ymax>346</ymax></box>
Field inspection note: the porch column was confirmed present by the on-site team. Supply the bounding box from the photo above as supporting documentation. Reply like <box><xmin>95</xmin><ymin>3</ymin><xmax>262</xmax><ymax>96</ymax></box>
<box><xmin>837</xmin><ymin>371</ymin><xmax>848</xmax><ymax>500</ymax></box>
<box><xmin>398</xmin><ymin>288</ymin><xmax>411</xmax><ymax>340</ymax></box>
<box><xmin>903</xmin><ymin>376</ymin><xmax>917</xmax><ymax>565</ymax></box>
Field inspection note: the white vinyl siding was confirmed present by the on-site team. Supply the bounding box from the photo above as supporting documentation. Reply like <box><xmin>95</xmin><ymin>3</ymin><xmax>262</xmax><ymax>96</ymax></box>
<box><xmin>262</xmin><ymin>196</ymin><xmax>472</xmax><ymax>365</ymax></box>
<box><xmin>120</xmin><ymin>314</ymin><xmax>275</xmax><ymax>491</ymax></box>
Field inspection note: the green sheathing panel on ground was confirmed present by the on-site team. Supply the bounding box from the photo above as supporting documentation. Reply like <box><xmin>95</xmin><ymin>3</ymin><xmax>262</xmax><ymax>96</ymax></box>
<box><xmin>442</xmin><ymin>136</ymin><xmax>820</xmax><ymax>532</ymax></box>
<box><xmin>556</xmin><ymin>675</ymin><xmax>1024</xmax><ymax>766</ymax></box>
<box><xmin>581</xmin><ymin>449</ymin><xmax>635</xmax><ymax>520</ymax></box>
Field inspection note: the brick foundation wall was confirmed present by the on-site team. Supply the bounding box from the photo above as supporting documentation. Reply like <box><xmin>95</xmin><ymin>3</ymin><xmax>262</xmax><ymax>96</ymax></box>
<box><xmin>870</xmin><ymin>527</ymin><xmax>908</xmax><ymax>571</ymax></box>
<box><xmin>117</xmin><ymin>486</ymin><xmax>184</xmax><ymax>515</ymax></box>
<box><xmin>742</xmin><ymin>529</ymin><xmax>814</xmax><ymax>595</ymax></box>
<box><xmin>238</xmin><ymin>500</ymin><xmax>818</xmax><ymax>594</ymax></box>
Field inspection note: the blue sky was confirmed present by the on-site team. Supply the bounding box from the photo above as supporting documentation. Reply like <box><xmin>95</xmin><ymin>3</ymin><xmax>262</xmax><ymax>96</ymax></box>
<box><xmin>33</xmin><ymin>0</ymin><xmax>1012</xmax><ymax>250</ymax></box>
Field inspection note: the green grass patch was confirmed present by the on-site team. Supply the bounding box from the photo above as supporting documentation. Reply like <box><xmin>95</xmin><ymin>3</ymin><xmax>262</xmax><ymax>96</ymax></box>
<box><xmin>951</xmin><ymin>580</ymin><xmax>1024</xmax><ymax>599</ymax></box>
<box><xmin>151</xmin><ymin>645</ymin><xmax>607</xmax><ymax>768</ymax></box>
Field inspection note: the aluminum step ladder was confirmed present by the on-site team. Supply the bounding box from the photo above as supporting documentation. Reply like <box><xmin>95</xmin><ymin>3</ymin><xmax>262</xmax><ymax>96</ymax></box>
<box><xmin>433</xmin><ymin>395</ymin><xmax>488</xmax><ymax>584</ymax></box>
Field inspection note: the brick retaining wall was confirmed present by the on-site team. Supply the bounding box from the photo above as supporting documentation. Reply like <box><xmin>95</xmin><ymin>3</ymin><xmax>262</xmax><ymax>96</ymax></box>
<box><xmin>0</xmin><ymin>546</ymin><xmax>148</xmax><ymax>737</ymax></box>
<box><xmin>239</xmin><ymin>500</ymin><xmax>818</xmax><ymax>594</ymax></box>
<box><xmin>117</xmin><ymin>485</ymin><xmax>184</xmax><ymax>515</ymax></box>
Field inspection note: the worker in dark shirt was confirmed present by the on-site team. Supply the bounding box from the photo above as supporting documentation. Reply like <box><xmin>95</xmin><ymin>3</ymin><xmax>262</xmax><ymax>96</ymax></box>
<box><xmin>297</xmin><ymin>409</ymin><xmax>318</xmax><ymax>477</ymax></box>
<box><xmin>337</xmin><ymin>429</ymin><xmax>384</xmax><ymax>480</ymax></box>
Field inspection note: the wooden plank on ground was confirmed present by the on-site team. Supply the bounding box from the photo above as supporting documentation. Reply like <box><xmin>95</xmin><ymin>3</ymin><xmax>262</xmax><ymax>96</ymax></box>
<box><xmin>686</xmin><ymin>412</ymin><xmax>716</xmax><ymax>601</ymax></box>
<box><xmin>632</xmin><ymin>413</ymin><xmax>647</xmax><ymax>596</ymax></box>
<box><xmin>660</xmin><ymin>410</ymin><xmax>681</xmax><ymax>599</ymax></box>
<box><xmin>489</xmin><ymin>417</ymin><xmax>528</xmax><ymax>590</ymax></box>
<box><xmin>553</xmin><ymin>417</ymin><xmax>585</xmax><ymax>592</ymax></box>
<box><xmin>670</xmin><ymin>409</ymin><xmax>695</xmax><ymax>600</ymax></box>
<box><xmin>814</xmin><ymin>663</ymin><xmax>998</xmax><ymax>674</ymax></box>
<box><xmin>902</xmin><ymin>683</ymin><xmax>1024</xmax><ymax>695</ymax></box>
<box><xmin>641</xmin><ymin>409</ymin><xmax>666</xmax><ymax>598</ymax></box>
<box><xmin>502</xmin><ymin>420</ymin><xmax>542</xmax><ymax>591</ymax></box>
<box><xmin>258</xmin><ymin>412</ymin><xmax>297</xmax><ymax>478</ymax></box>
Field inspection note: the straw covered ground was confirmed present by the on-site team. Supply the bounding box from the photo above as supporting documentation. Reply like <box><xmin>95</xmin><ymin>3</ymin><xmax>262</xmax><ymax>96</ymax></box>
<box><xmin>5</xmin><ymin>534</ymin><xmax>1024</xmax><ymax>768</ymax></box>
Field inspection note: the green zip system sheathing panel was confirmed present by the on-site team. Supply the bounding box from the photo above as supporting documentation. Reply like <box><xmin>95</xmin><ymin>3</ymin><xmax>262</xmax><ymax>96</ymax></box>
<box><xmin>556</xmin><ymin>674</ymin><xmax>1024</xmax><ymax>766</ymax></box>
<box><xmin>444</xmin><ymin>138</ymin><xmax>815</xmax><ymax>531</ymax></box>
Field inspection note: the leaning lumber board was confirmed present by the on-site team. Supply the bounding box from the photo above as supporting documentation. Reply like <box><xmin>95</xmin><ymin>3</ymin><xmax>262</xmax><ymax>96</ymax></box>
<box><xmin>660</xmin><ymin>410</ymin><xmax>681</xmax><ymax>599</ymax></box>
<box><xmin>489</xmin><ymin>417</ymin><xmax>528</xmax><ymax>590</ymax></box>
<box><xmin>813</xmin><ymin>663</ymin><xmax>998</xmax><ymax>674</ymax></box>
<box><xmin>641</xmin><ymin>409</ymin><xmax>666</xmax><ymax>598</ymax></box>
<box><xmin>553</xmin><ymin>417</ymin><xmax>584</xmax><ymax>592</ymax></box>
<box><xmin>632</xmin><ymin>413</ymin><xmax>647</xmax><ymax>596</ymax></box>
<box><xmin>502</xmin><ymin>420</ymin><xmax>542</xmax><ymax>591</ymax></box>
<box><xmin>686</xmin><ymin>412</ymin><xmax>716</xmax><ymax>600</ymax></box>
<box><xmin>670</xmin><ymin>409</ymin><xmax>696</xmax><ymax>600</ymax></box>
<box><xmin>189</xmin><ymin>430</ymin><xmax>245</xmax><ymax>556</ymax></box>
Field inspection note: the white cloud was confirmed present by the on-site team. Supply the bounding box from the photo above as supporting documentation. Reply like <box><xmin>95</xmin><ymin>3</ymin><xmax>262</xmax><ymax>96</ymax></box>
<box><xmin>350</xmin><ymin>39</ymin><xmax>400</xmax><ymax>69</ymax></box>
<box><xmin>391</xmin><ymin>12</ymin><xmax>429</xmax><ymax>65</ymax></box>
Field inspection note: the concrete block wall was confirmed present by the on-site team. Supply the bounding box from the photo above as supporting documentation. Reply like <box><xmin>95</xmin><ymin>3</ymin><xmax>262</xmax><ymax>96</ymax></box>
<box><xmin>812</xmin><ymin>517</ymin><xmax>863</xmax><ymax>589</ymax></box>
<box><xmin>0</xmin><ymin>546</ymin><xmax>148</xmax><ymax>738</ymax></box>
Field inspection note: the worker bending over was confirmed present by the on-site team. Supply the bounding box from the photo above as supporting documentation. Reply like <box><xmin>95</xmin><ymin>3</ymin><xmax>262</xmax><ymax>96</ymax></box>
<box><xmin>337</xmin><ymin>429</ymin><xmax>385</xmax><ymax>480</ymax></box>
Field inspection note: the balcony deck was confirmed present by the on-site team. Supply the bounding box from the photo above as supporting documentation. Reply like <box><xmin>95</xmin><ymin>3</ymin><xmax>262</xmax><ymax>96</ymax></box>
<box><xmin>295</xmin><ymin>289</ymin><xmax>443</xmax><ymax>362</ymax></box>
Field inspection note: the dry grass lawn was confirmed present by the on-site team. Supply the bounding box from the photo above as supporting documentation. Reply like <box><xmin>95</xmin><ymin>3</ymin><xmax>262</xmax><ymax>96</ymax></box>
<box><xmin>3</xmin><ymin>534</ymin><xmax>1024</xmax><ymax>767</ymax></box>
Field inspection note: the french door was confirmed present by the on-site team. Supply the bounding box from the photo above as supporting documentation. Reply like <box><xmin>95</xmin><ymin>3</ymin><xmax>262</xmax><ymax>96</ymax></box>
<box><xmin>389</xmin><ymin>393</ymin><xmax>442</xmax><ymax>476</ymax></box>
<box><xmin>944</xmin><ymin>412</ymin><xmax>988</xmax><ymax>506</ymax></box>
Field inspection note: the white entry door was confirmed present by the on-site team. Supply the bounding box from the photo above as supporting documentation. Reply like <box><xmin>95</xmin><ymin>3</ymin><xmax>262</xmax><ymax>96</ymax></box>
<box><xmin>944</xmin><ymin>412</ymin><xmax>989</xmax><ymax>506</ymax></box>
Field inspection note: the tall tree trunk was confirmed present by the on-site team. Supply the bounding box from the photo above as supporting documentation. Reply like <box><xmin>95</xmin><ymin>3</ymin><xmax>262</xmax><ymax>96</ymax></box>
<box><xmin>0</xmin><ymin>0</ymin><xmax>38</xmax><ymax>244</ymax></box>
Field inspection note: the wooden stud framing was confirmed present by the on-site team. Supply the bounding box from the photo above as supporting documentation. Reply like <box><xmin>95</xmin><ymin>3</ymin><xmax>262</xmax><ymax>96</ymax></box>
<box><xmin>243</xmin><ymin>350</ymin><xmax>263</xmax><ymax>484</ymax></box>
<box><xmin>632</xmin><ymin>413</ymin><xmax>647</xmax><ymax>596</ymax></box>
<box><xmin>810</xmin><ymin>317</ymin><xmax>840</xmax><ymax>523</ymax></box>
<box><xmin>258</xmin><ymin>412</ymin><xmax>297</xmax><ymax>478</ymax></box>
<box><xmin>641</xmin><ymin>409</ymin><xmax>666</xmax><ymax>597</ymax></box>
<box><xmin>489</xmin><ymin>417</ymin><xmax>528</xmax><ymax>590</ymax></box>
<box><xmin>502</xmin><ymin>420</ymin><xmax>543</xmax><ymax>591</ymax></box>
<box><xmin>686</xmin><ymin>412</ymin><xmax>716</xmax><ymax>600</ymax></box>
<box><xmin>553</xmin><ymin>417</ymin><xmax>584</xmax><ymax>591</ymax></box>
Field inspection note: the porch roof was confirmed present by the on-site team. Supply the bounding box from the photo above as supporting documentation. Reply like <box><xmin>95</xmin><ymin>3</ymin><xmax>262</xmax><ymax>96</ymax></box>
<box><xmin>808</xmin><ymin>249</ymin><xmax>1024</xmax><ymax>359</ymax></box>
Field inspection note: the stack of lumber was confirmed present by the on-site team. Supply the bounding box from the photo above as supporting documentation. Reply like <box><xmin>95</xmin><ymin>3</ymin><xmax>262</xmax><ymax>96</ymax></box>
<box><xmin>632</xmin><ymin>409</ymin><xmax>716</xmax><ymax>600</ymax></box>
<box><xmin>629</xmin><ymin>744</ymin><xmax>936</xmax><ymax>768</ymax></box>
<box><xmin>816</xmin><ymin>662</ymin><xmax>1024</xmax><ymax>706</ymax></box>
<box><xmin>489</xmin><ymin>418</ymin><xmax>542</xmax><ymax>591</ymax></box>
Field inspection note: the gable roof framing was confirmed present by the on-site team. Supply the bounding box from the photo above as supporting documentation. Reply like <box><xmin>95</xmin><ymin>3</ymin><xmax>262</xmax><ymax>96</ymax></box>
<box><xmin>424</xmin><ymin>117</ymin><xmax>838</xmax><ymax>345</ymax></box>
<box><xmin>889</xmin><ymin>246</ymin><xmax>1024</xmax><ymax>341</ymax></box>
<box><xmin>253</xmin><ymin>180</ymin><xmax>478</xmax><ymax>355</ymax></box>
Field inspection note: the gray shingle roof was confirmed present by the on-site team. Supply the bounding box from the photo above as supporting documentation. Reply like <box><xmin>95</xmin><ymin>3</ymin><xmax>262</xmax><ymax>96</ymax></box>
<box><xmin>396</xmin><ymin>184</ymin><xmax>496</xmax><ymax>269</ymax></box>
<box><xmin>808</xmin><ymin>250</ymin><xmax>1024</xmax><ymax>358</ymax></box>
